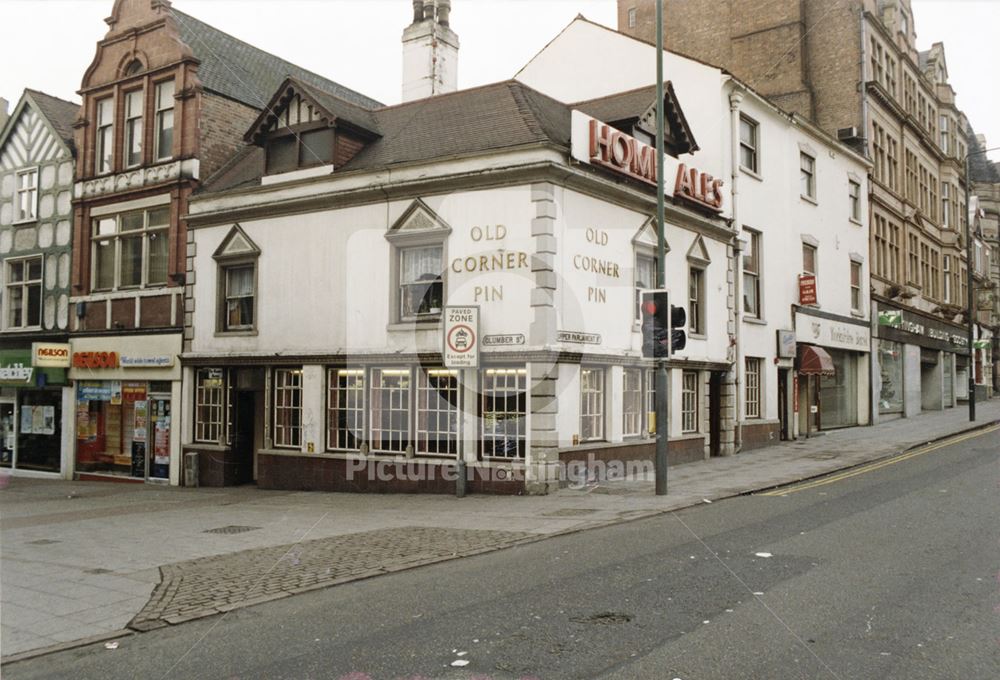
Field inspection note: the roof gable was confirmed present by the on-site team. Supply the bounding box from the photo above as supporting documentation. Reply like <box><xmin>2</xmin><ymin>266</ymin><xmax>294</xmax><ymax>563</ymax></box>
<box><xmin>0</xmin><ymin>90</ymin><xmax>78</xmax><ymax>170</ymax></box>
<box><xmin>245</xmin><ymin>78</ymin><xmax>380</xmax><ymax>145</ymax></box>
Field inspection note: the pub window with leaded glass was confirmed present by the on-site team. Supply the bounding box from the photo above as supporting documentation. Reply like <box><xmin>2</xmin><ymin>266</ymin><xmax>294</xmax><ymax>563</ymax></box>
<box><xmin>481</xmin><ymin>367</ymin><xmax>527</xmax><ymax>459</ymax></box>
<box><xmin>370</xmin><ymin>368</ymin><xmax>411</xmax><ymax>454</ymax></box>
<box><xmin>416</xmin><ymin>368</ymin><xmax>460</xmax><ymax>456</ymax></box>
<box><xmin>194</xmin><ymin>369</ymin><xmax>228</xmax><ymax>444</ymax></box>
<box><xmin>327</xmin><ymin>368</ymin><xmax>365</xmax><ymax>451</ymax></box>
<box><xmin>272</xmin><ymin>368</ymin><xmax>303</xmax><ymax>449</ymax></box>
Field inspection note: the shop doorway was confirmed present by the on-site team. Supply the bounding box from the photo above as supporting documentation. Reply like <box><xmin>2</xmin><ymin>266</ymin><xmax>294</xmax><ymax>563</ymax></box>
<box><xmin>708</xmin><ymin>372</ymin><xmax>722</xmax><ymax>456</ymax></box>
<box><xmin>233</xmin><ymin>391</ymin><xmax>256</xmax><ymax>485</ymax></box>
<box><xmin>1</xmin><ymin>402</ymin><xmax>14</xmax><ymax>467</ymax></box>
<box><xmin>777</xmin><ymin>369</ymin><xmax>790</xmax><ymax>440</ymax></box>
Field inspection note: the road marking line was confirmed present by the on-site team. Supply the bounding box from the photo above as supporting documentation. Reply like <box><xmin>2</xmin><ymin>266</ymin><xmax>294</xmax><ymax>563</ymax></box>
<box><xmin>759</xmin><ymin>424</ymin><xmax>1000</xmax><ymax>496</ymax></box>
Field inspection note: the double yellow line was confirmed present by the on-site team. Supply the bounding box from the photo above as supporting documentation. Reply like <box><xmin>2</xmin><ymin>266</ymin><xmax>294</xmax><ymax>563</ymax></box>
<box><xmin>758</xmin><ymin>423</ymin><xmax>1000</xmax><ymax>496</ymax></box>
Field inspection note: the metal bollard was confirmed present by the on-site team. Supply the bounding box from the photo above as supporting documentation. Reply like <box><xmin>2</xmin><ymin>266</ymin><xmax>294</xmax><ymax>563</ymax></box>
<box><xmin>455</xmin><ymin>460</ymin><xmax>467</xmax><ymax>498</ymax></box>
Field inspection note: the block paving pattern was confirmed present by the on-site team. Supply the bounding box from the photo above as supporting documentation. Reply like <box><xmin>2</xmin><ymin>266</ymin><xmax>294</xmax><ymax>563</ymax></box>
<box><xmin>129</xmin><ymin>526</ymin><xmax>532</xmax><ymax>630</ymax></box>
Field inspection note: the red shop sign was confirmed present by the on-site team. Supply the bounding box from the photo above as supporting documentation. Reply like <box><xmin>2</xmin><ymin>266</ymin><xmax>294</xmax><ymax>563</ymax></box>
<box><xmin>72</xmin><ymin>351</ymin><xmax>120</xmax><ymax>369</ymax></box>
<box><xmin>799</xmin><ymin>274</ymin><xmax>817</xmax><ymax>306</ymax></box>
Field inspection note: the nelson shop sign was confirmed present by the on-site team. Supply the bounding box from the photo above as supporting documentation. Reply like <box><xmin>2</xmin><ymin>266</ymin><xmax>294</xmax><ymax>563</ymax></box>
<box><xmin>570</xmin><ymin>111</ymin><xmax>724</xmax><ymax>212</ymax></box>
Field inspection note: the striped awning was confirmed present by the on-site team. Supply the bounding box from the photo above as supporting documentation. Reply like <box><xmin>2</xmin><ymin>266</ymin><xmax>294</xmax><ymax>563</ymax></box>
<box><xmin>798</xmin><ymin>345</ymin><xmax>835</xmax><ymax>376</ymax></box>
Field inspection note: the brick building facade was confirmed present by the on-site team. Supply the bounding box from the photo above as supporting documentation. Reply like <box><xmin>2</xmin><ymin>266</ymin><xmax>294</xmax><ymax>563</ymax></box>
<box><xmin>68</xmin><ymin>0</ymin><xmax>378</xmax><ymax>484</ymax></box>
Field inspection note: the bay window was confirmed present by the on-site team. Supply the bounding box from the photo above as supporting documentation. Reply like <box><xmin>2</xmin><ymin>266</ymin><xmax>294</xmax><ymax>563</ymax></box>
<box><xmin>92</xmin><ymin>207</ymin><xmax>169</xmax><ymax>291</ymax></box>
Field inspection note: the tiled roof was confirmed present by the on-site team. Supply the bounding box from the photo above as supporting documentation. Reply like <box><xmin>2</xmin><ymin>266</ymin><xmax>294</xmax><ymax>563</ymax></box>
<box><xmin>200</xmin><ymin>80</ymin><xmax>701</xmax><ymax>195</ymax></box>
<box><xmin>283</xmin><ymin>78</ymin><xmax>381</xmax><ymax>136</ymax></box>
<box><xmin>170</xmin><ymin>9</ymin><xmax>381</xmax><ymax>111</ymax></box>
<box><xmin>25</xmin><ymin>89</ymin><xmax>79</xmax><ymax>147</ymax></box>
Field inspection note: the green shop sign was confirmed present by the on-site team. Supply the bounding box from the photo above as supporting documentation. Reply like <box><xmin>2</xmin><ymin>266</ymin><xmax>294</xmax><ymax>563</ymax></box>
<box><xmin>878</xmin><ymin>310</ymin><xmax>902</xmax><ymax>326</ymax></box>
<box><xmin>973</xmin><ymin>340</ymin><xmax>991</xmax><ymax>349</ymax></box>
<box><xmin>0</xmin><ymin>350</ymin><xmax>67</xmax><ymax>387</ymax></box>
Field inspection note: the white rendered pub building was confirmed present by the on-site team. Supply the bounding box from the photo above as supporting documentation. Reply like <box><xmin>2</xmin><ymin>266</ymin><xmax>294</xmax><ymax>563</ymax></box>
<box><xmin>180</xmin><ymin>6</ymin><xmax>745</xmax><ymax>492</ymax></box>
<box><xmin>515</xmin><ymin>17</ymin><xmax>873</xmax><ymax>445</ymax></box>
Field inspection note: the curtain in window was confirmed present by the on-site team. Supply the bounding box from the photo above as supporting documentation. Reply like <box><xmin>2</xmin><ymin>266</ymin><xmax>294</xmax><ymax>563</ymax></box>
<box><xmin>227</xmin><ymin>266</ymin><xmax>254</xmax><ymax>297</ymax></box>
<box><xmin>400</xmin><ymin>246</ymin><xmax>441</xmax><ymax>283</ymax></box>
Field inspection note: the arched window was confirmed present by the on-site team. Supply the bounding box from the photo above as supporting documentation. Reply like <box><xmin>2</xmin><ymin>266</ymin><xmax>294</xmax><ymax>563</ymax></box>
<box><xmin>124</xmin><ymin>59</ymin><xmax>143</xmax><ymax>76</ymax></box>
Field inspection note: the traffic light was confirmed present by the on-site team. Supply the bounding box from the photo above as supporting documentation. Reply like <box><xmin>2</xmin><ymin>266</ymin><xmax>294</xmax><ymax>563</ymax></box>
<box><xmin>670</xmin><ymin>304</ymin><xmax>687</xmax><ymax>354</ymax></box>
<box><xmin>641</xmin><ymin>290</ymin><xmax>670</xmax><ymax>358</ymax></box>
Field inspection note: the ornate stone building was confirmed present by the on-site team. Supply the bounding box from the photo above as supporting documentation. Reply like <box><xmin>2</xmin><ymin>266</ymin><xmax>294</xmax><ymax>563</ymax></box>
<box><xmin>68</xmin><ymin>0</ymin><xmax>377</xmax><ymax>484</ymax></box>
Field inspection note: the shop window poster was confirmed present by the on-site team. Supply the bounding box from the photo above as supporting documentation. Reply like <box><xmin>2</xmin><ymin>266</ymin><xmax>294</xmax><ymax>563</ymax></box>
<box><xmin>133</xmin><ymin>400</ymin><xmax>148</xmax><ymax>442</ymax></box>
<box><xmin>19</xmin><ymin>405</ymin><xmax>56</xmax><ymax>436</ymax></box>
<box><xmin>110</xmin><ymin>381</ymin><xmax>123</xmax><ymax>405</ymax></box>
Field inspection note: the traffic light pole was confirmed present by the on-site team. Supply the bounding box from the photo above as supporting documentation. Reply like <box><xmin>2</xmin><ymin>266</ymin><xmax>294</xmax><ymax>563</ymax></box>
<box><xmin>654</xmin><ymin>0</ymin><xmax>668</xmax><ymax>496</ymax></box>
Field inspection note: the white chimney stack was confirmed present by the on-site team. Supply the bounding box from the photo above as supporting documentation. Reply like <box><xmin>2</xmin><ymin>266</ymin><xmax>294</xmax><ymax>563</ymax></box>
<box><xmin>402</xmin><ymin>0</ymin><xmax>459</xmax><ymax>102</ymax></box>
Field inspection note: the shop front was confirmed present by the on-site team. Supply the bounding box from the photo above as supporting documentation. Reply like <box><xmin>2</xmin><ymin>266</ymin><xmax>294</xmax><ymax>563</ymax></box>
<box><xmin>69</xmin><ymin>335</ymin><xmax>182</xmax><ymax>484</ymax></box>
<box><xmin>874</xmin><ymin>303</ymin><xmax>966</xmax><ymax>419</ymax></box>
<box><xmin>795</xmin><ymin>309</ymin><xmax>871</xmax><ymax>433</ymax></box>
<box><xmin>0</xmin><ymin>347</ymin><xmax>72</xmax><ymax>476</ymax></box>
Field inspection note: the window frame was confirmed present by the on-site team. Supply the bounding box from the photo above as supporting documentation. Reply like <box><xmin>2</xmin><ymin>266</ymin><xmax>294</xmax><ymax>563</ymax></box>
<box><xmin>415</xmin><ymin>367</ymin><xmax>461</xmax><ymax>457</ymax></box>
<box><xmin>742</xmin><ymin>229</ymin><xmax>762</xmax><ymax>319</ymax></box>
<box><xmin>90</xmin><ymin>206</ymin><xmax>170</xmax><ymax>292</ymax></box>
<box><xmin>480</xmin><ymin>366</ymin><xmax>528</xmax><ymax>460</ymax></box>
<box><xmin>123</xmin><ymin>88</ymin><xmax>144</xmax><ymax>168</ymax></box>
<box><xmin>94</xmin><ymin>96</ymin><xmax>114</xmax><ymax>175</ymax></box>
<box><xmin>802</xmin><ymin>243</ymin><xmax>817</xmax><ymax>277</ymax></box>
<box><xmin>850</xmin><ymin>260</ymin><xmax>862</xmax><ymax>313</ymax></box>
<box><xmin>218</xmin><ymin>260</ymin><xmax>258</xmax><ymax>333</ymax></box>
<box><xmin>272</xmin><ymin>367</ymin><xmax>304</xmax><ymax>449</ymax></box>
<box><xmin>800</xmin><ymin>151</ymin><xmax>816</xmax><ymax>201</ymax></box>
<box><xmin>4</xmin><ymin>256</ymin><xmax>43</xmax><ymax>330</ymax></box>
<box><xmin>622</xmin><ymin>367</ymin><xmax>643</xmax><ymax>438</ymax></box>
<box><xmin>14</xmin><ymin>167</ymin><xmax>38</xmax><ymax>223</ymax></box>
<box><xmin>634</xmin><ymin>251</ymin><xmax>658</xmax><ymax>321</ymax></box>
<box><xmin>681</xmin><ymin>370</ymin><xmax>698</xmax><ymax>433</ymax></box>
<box><xmin>153</xmin><ymin>79</ymin><xmax>175</xmax><ymax>162</ymax></box>
<box><xmin>739</xmin><ymin>114</ymin><xmax>759</xmax><ymax>174</ymax></box>
<box><xmin>848</xmin><ymin>179</ymin><xmax>861</xmax><ymax>223</ymax></box>
<box><xmin>193</xmin><ymin>368</ymin><xmax>230</xmax><ymax>444</ymax></box>
<box><xmin>326</xmin><ymin>367</ymin><xmax>366</xmax><ymax>452</ymax></box>
<box><xmin>263</xmin><ymin>122</ymin><xmax>335</xmax><ymax>175</ymax></box>
<box><xmin>579</xmin><ymin>366</ymin><xmax>606</xmax><ymax>443</ymax></box>
<box><xmin>745</xmin><ymin>357</ymin><xmax>762</xmax><ymax>419</ymax></box>
<box><xmin>369</xmin><ymin>366</ymin><xmax>413</xmax><ymax>455</ymax></box>
<box><xmin>627</xmin><ymin>6</ymin><xmax>637</xmax><ymax>28</ymax></box>
<box><xmin>688</xmin><ymin>265</ymin><xmax>705</xmax><ymax>335</ymax></box>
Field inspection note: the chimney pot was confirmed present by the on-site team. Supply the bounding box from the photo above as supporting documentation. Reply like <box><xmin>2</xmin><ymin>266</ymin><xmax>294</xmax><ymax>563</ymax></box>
<box><xmin>423</xmin><ymin>0</ymin><xmax>435</xmax><ymax>21</ymax></box>
<box><xmin>438</xmin><ymin>0</ymin><xmax>451</xmax><ymax>26</ymax></box>
<box><xmin>412</xmin><ymin>0</ymin><xmax>422</xmax><ymax>23</ymax></box>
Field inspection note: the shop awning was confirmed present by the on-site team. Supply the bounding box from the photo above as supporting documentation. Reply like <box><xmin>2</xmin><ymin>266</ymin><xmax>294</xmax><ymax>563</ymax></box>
<box><xmin>798</xmin><ymin>345</ymin><xmax>835</xmax><ymax>376</ymax></box>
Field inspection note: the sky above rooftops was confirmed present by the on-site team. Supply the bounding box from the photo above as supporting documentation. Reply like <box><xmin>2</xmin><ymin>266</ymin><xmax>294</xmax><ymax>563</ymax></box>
<box><xmin>2</xmin><ymin>0</ymin><xmax>997</xmax><ymax>162</ymax></box>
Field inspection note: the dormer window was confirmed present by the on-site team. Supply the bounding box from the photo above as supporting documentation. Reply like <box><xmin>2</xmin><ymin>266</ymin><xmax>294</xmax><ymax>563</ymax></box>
<box><xmin>265</xmin><ymin>125</ymin><xmax>335</xmax><ymax>174</ymax></box>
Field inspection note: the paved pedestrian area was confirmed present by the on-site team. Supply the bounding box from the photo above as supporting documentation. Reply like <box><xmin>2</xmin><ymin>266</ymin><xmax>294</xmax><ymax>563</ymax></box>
<box><xmin>129</xmin><ymin>526</ymin><xmax>533</xmax><ymax>631</ymax></box>
<box><xmin>2</xmin><ymin>400</ymin><xmax>999</xmax><ymax>661</ymax></box>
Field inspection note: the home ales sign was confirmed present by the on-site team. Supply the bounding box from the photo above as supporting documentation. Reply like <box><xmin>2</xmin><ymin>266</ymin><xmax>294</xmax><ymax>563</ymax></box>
<box><xmin>571</xmin><ymin>111</ymin><xmax>724</xmax><ymax>213</ymax></box>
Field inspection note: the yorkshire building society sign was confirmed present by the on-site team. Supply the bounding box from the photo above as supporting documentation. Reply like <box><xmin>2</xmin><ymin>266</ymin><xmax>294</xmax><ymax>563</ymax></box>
<box><xmin>795</xmin><ymin>312</ymin><xmax>871</xmax><ymax>353</ymax></box>
<box><xmin>443</xmin><ymin>306</ymin><xmax>479</xmax><ymax>369</ymax></box>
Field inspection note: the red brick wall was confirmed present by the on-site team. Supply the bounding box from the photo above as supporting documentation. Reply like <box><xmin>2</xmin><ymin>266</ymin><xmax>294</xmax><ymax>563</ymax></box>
<box><xmin>140</xmin><ymin>294</ymin><xmax>173</xmax><ymax>327</ymax></box>
<box><xmin>199</xmin><ymin>94</ymin><xmax>260</xmax><ymax>180</ymax></box>
<box><xmin>257</xmin><ymin>454</ymin><xmax>525</xmax><ymax>495</ymax></box>
<box><xmin>741</xmin><ymin>421</ymin><xmax>781</xmax><ymax>451</ymax></box>
<box><xmin>335</xmin><ymin>132</ymin><xmax>367</xmax><ymax>168</ymax></box>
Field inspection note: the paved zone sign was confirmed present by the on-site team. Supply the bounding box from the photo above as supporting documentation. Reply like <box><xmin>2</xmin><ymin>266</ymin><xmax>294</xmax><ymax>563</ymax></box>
<box><xmin>444</xmin><ymin>306</ymin><xmax>479</xmax><ymax>368</ymax></box>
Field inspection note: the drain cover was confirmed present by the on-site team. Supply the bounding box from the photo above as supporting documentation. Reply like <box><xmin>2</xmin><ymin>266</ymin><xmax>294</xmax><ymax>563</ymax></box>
<box><xmin>570</xmin><ymin>612</ymin><xmax>634</xmax><ymax>625</ymax></box>
<box><xmin>542</xmin><ymin>508</ymin><xmax>600</xmax><ymax>517</ymax></box>
<box><xmin>26</xmin><ymin>539</ymin><xmax>61</xmax><ymax>545</ymax></box>
<box><xmin>203</xmin><ymin>525</ymin><xmax>262</xmax><ymax>535</ymax></box>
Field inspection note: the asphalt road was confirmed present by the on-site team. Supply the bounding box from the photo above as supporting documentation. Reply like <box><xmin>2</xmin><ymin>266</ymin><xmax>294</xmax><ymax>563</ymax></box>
<box><xmin>5</xmin><ymin>427</ymin><xmax>999</xmax><ymax>680</ymax></box>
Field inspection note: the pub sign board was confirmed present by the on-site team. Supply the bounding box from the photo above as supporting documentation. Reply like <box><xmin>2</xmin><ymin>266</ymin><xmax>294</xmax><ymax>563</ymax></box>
<box><xmin>443</xmin><ymin>306</ymin><xmax>479</xmax><ymax>369</ymax></box>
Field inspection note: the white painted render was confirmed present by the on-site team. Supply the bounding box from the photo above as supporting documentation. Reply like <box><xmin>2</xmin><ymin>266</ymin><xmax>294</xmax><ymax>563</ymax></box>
<box><xmin>516</xmin><ymin>17</ymin><xmax>872</xmax><ymax>433</ymax></box>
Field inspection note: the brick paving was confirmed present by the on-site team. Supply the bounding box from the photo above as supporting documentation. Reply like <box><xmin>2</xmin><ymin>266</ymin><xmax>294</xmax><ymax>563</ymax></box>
<box><xmin>128</xmin><ymin>526</ymin><xmax>533</xmax><ymax>631</ymax></box>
